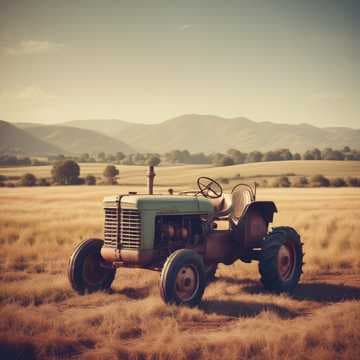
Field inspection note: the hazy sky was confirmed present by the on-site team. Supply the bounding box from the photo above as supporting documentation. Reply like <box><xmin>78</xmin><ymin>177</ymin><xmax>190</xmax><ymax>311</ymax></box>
<box><xmin>0</xmin><ymin>0</ymin><xmax>359</xmax><ymax>128</ymax></box>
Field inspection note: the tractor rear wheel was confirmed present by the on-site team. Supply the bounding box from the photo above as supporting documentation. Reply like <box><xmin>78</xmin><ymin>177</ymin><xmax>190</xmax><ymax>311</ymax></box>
<box><xmin>259</xmin><ymin>227</ymin><xmax>303</xmax><ymax>292</ymax></box>
<box><xmin>160</xmin><ymin>249</ymin><xmax>206</xmax><ymax>307</ymax></box>
<box><xmin>68</xmin><ymin>238</ymin><xmax>116</xmax><ymax>294</ymax></box>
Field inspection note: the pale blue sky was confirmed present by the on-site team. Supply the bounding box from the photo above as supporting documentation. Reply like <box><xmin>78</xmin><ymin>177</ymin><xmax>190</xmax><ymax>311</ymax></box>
<box><xmin>0</xmin><ymin>0</ymin><xmax>359</xmax><ymax>127</ymax></box>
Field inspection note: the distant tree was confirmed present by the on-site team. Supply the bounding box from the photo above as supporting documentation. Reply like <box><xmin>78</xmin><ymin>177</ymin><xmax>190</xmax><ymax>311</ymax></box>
<box><xmin>346</xmin><ymin>177</ymin><xmax>360</xmax><ymax>187</ymax></box>
<box><xmin>121</xmin><ymin>156</ymin><xmax>134</xmax><ymax>165</ymax></box>
<box><xmin>80</xmin><ymin>153</ymin><xmax>90</xmax><ymax>162</ymax></box>
<box><xmin>103</xmin><ymin>165</ymin><xmax>119</xmax><ymax>184</ymax></box>
<box><xmin>51</xmin><ymin>160</ymin><xmax>80</xmax><ymax>185</ymax></box>
<box><xmin>148</xmin><ymin>156</ymin><xmax>161</xmax><ymax>166</ymax></box>
<box><xmin>330</xmin><ymin>150</ymin><xmax>345</xmax><ymax>160</ymax></box>
<box><xmin>293</xmin><ymin>153</ymin><xmax>301</xmax><ymax>160</ymax></box>
<box><xmin>312</xmin><ymin>148</ymin><xmax>322</xmax><ymax>160</ymax></box>
<box><xmin>303</xmin><ymin>150</ymin><xmax>315</xmax><ymax>160</ymax></box>
<box><xmin>246</xmin><ymin>151</ymin><xmax>263</xmax><ymax>163</ymax></box>
<box><xmin>106</xmin><ymin>154</ymin><xmax>116</xmax><ymax>162</ymax></box>
<box><xmin>330</xmin><ymin>177</ymin><xmax>347</xmax><ymax>187</ymax></box>
<box><xmin>292</xmin><ymin>176</ymin><xmax>308</xmax><ymax>187</ymax></box>
<box><xmin>273</xmin><ymin>176</ymin><xmax>291</xmax><ymax>188</ymax></box>
<box><xmin>20</xmin><ymin>173</ymin><xmax>37</xmax><ymax>187</ymax></box>
<box><xmin>278</xmin><ymin>148</ymin><xmax>293</xmax><ymax>161</ymax></box>
<box><xmin>75</xmin><ymin>177</ymin><xmax>86</xmax><ymax>185</ymax></box>
<box><xmin>221</xmin><ymin>156</ymin><xmax>235</xmax><ymax>166</ymax></box>
<box><xmin>302</xmin><ymin>148</ymin><xmax>321</xmax><ymax>160</ymax></box>
<box><xmin>115</xmin><ymin>152</ymin><xmax>125</xmax><ymax>161</ymax></box>
<box><xmin>164</xmin><ymin>150</ymin><xmax>210</xmax><ymax>164</ymax></box>
<box><xmin>190</xmin><ymin>152</ymin><xmax>209</xmax><ymax>164</ymax></box>
<box><xmin>85</xmin><ymin>175</ymin><xmax>96</xmax><ymax>185</ymax></box>
<box><xmin>38</xmin><ymin>178</ymin><xmax>50</xmax><ymax>186</ymax></box>
<box><xmin>262</xmin><ymin>151</ymin><xmax>278</xmax><ymax>162</ymax></box>
<box><xmin>344</xmin><ymin>153</ymin><xmax>355</xmax><ymax>160</ymax></box>
<box><xmin>321</xmin><ymin>148</ymin><xmax>332</xmax><ymax>160</ymax></box>
<box><xmin>97</xmin><ymin>152</ymin><xmax>106</xmax><ymax>162</ymax></box>
<box><xmin>226</xmin><ymin>149</ymin><xmax>247</xmax><ymax>164</ymax></box>
<box><xmin>321</xmin><ymin>147</ymin><xmax>344</xmax><ymax>160</ymax></box>
<box><xmin>310</xmin><ymin>174</ymin><xmax>330</xmax><ymax>187</ymax></box>
<box><xmin>209</xmin><ymin>153</ymin><xmax>226</xmax><ymax>166</ymax></box>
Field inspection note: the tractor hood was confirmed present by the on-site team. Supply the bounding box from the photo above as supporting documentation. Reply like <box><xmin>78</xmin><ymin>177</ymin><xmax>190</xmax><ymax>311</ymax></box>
<box><xmin>103</xmin><ymin>194</ymin><xmax>214</xmax><ymax>214</ymax></box>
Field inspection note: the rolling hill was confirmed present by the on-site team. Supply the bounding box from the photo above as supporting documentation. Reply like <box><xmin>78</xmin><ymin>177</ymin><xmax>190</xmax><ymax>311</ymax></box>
<box><xmin>118</xmin><ymin>115</ymin><xmax>360</xmax><ymax>153</ymax></box>
<box><xmin>26</xmin><ymin>125</ymin><xmax>134</xmax><ymax>155</ymax></box>
<box><xmin>61</xmin><ymin>115</ymin><xmax>360</xmax><ymax>153</ymax></box>
<box><xmin>0</xmin><ymin>120</ymin><xmax>64</xmax><ymax>156</ymax></box>
<box><xmin>62</xmin><ymin>119</ymin><xmax>132</xmax><ymax>135</ymax></box>
<box><xmin>7</xmin><ymin>115</ymin><xmax>360</xmax><ymax>155</ymax></box>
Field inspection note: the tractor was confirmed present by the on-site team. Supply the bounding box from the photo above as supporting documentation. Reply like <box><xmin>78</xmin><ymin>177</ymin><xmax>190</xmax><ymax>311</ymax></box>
<box><xmin>68</xmin><ymin>167</ymin><xmax>304</xmax><ymax>306</ymax></box>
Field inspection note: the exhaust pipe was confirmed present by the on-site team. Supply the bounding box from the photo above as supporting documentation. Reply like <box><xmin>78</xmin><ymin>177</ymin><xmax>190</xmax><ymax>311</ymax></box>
<box><xmin>147</xmin><ymin>166</ymin><xmax>156</xmax><ymax>194</ymax></box>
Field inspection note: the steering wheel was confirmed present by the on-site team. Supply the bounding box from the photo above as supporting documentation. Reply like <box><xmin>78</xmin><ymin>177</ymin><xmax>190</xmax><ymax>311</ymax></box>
<box><xmin>197</xmin><ymin>177</ymin><xmax>223</xmax><ymax>199</ymax></box>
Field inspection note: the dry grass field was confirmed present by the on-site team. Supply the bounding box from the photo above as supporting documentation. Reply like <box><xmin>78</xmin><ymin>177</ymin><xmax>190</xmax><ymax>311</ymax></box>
<box><xmin>1</xmin><ymin>181</ymin><xmax>360</xmax><ymax>359</ymax></box>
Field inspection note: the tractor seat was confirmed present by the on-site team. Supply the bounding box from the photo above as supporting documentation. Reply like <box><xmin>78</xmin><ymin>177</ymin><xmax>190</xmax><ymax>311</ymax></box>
<box><xmin>230</xmin><ymin>188</ymin><xmax>254</xmax><ymax>224</ymax></box>
<box><xmin>210</xmin><ymin>193</ymin><xmax>233</xmax><ymax>218</ymax></box>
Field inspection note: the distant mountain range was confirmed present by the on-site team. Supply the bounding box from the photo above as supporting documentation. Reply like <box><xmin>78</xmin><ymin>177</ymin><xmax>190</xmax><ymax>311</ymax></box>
<box><xmin>25</xmin><ymin>125</ymin><xmax>134</xmax><ymax>155</ymax></box>
<box><xmin>2</xmin><ymin>121</ymin><xmax>133</xmax><ymax>156</ymax></box>
<box><xmin>63</xmin><ymin>114</ymin><xmax>360</xmax><ymax>153</ymax></box>
<box><xmin>0</xmin><ymin>120</ymin><xmax>63</xmax><ymax>156</ymax></box>
<box><xmin>1</xmin><ymin>115</ymin><xmax>359</xmax><ymax>156</ymax></box>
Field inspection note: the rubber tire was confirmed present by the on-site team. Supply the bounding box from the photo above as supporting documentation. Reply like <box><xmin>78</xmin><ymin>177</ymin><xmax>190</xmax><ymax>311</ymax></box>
<box><xmin>160</xmin><ymin>249</ymin><xmax>206</xmax><ymax>307</ymax></box>
<box><xmin>68</xmin><ymin>238</ymin><xmax>116</xmax><ymax>295</ymax></box>
<box><xmin>259</xmin><ymin>227</ymin><xmax>303</xmax><ymax>293</ymax></box>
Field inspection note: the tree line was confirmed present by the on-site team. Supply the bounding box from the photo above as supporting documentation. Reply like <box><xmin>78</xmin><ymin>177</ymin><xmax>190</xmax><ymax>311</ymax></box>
<box><xmin>56</xmin><ymin>146</ymin><xmax>360</xmax><ymax>165</ymax></box>
<box><xmin>1</xmin><ymin>146</ymin><xmax>359</xmax><ymax>167</ymax></box>
<box><xmin>0</xmin><ymin>161</ymin><xmax>121</xmax><ymax>187</ymax></box>
<box><xmin>164</xmin><ymin>146</ymin><xmax>360</xmax><ymax>166</ymax></box>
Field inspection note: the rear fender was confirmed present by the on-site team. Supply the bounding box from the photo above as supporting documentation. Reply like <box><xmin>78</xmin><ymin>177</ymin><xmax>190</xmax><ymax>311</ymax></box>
<box><xmin>243</xmin><ymin>201</ymin><xmax>277</xmax><ymax>224</ymax></box>
<box><xmin>232</xmin><ymin>201</ymin><xmax>277</xmax><ymax>251</ymax></box>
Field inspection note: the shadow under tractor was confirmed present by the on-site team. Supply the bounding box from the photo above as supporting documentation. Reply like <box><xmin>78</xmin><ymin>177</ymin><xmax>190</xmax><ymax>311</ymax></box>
<box><xmin>68</xmin><ymin>167</ymin><xmax>304</xmax><ymax>306</ymax></box>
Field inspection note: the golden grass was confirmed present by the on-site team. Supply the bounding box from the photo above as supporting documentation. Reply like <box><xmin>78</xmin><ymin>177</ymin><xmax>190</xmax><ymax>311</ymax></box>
<box><xmin>0</xmin><ymin>185</ymin><xmax>360</xmax><ymax>359</ymax></box>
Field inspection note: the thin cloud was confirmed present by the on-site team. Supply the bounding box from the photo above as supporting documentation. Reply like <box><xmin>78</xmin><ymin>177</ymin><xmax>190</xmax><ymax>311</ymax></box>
<box><xmin>3</xmin><ymin>40</ymin><xmax>64</xmax><ymax>55</ymax></box>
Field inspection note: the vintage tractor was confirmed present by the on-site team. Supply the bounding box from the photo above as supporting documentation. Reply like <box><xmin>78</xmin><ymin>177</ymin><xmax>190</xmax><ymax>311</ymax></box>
<box><xmin>68</xmin><ymin>167</ymin><xmax>304</xmax><ymax>306</ymax></box>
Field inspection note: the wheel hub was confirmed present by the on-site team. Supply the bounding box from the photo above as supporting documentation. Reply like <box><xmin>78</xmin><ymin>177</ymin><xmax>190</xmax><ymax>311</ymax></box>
<box><xmin>175</xmin><ymin>265</ymin><xmax>199</xmax><ymax>302</ymax></box>
<box><xmin>277</xmin><ymin>242</ymin><xmax>296</xmax><ymax>281</ymax></box>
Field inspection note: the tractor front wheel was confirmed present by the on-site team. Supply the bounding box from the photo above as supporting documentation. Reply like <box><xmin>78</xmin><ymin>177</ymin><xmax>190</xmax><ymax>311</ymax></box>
<box><xmin>259</xmin><ymin>227</ymin><xmax>303</xmax><ymax>292</ymax></box>
<box><xmin>160</xmin><ymin>249</ymin><xmax>206</xmax><ymax>307</ymax></box>
<box><xmin>68</xmin><ymin>238</ymin><xmax>116</xmax><ymax>294</ymax></box>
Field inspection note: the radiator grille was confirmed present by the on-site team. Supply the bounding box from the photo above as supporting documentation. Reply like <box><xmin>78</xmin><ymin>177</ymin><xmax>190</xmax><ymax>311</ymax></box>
<box><xmin>104</xmin><ymin>206</ymin><xmax>141</xmax><ymax>249</ymax></box>
<box><xmin>120</xmin><ymin>209</ymin><xmax>141</xmax><ymax>249</ymax></box>
<box><xmin>104</xmin><ymin>207</ymin><xmax>119</xmax><ymax>248</ymax></box>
